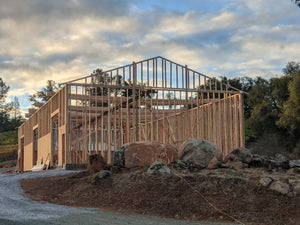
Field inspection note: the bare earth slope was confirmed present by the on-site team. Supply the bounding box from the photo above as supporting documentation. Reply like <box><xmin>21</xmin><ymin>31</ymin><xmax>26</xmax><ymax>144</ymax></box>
<box><xmin>21</xmin><ymin>168</ymin><xmax>300</xmax><ymax>225</ymax></box>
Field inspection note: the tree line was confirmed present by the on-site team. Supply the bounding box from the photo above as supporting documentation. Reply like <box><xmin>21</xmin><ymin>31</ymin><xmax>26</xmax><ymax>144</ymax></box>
<box><xmin>0</xmin><ymin>78</ymin><xmax>22</xmax><ymax>132</ymax></box>
<box><xmin>222</xmin><ymin>62</ymin><xmax>299</xmax><ymax>155</ymax></box>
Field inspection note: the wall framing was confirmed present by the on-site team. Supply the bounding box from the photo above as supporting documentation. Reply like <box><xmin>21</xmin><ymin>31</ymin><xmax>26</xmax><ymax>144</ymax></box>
<box><xmin>17</xmin><ymin>56</ymin><xmax>245</xmax><ymax>171</ymax></box>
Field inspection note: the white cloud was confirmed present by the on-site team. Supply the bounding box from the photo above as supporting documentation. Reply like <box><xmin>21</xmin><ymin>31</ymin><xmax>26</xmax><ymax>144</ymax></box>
<box><xmin>0</xmin><ymin>0</ymin><xmax>299</xmax><ymax>113</ymax></box>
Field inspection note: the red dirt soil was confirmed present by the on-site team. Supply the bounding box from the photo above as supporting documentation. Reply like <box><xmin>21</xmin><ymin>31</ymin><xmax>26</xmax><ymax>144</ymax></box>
<box><xmin>21</xmin><ymin>168</ymin><xmax>300</xmax><ymax>225</ymax></box>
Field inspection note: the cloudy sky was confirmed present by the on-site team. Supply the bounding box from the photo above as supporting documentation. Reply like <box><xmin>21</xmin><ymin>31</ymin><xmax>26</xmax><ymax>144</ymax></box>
<box><xmin>0</xmin><ymin>0</ymin><xmax>299</xmax><ymax>114</ymax></box>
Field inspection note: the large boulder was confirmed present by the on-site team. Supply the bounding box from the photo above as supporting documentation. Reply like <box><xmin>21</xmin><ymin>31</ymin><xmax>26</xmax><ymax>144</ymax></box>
<box><xmin>180</xmin><ymin>139</ymin><xmax>223</xmax><ymax>168</ymax></box>
<box><xmin>87</xmin><ymin>154</ymin><xmax>106</xmax><ymax>173</ymax></box>
<box><xmin>113</xmin><ymin>141</ymin><xmax>178</xmax><ymax>168</ymax></box>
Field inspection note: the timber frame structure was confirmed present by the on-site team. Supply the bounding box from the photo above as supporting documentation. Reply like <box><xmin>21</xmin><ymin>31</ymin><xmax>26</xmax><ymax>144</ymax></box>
<box><xmin>17</xmin><ymin>56</ymin><xmax>245</xmax><ymax>172</ymax></box>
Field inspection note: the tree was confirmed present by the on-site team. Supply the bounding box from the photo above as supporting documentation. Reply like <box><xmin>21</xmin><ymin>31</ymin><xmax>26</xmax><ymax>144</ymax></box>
<box><xmin>0</xmin><ymin>78</ymin><xmax>10</xmax><ymax>132</ymax></box>
<box><xmin>292</xmin><ymin>0</ymin><xmax>300</xmax><ymax>8</ymax></box>
<box><xmin>276</xmin><ymin>72</ymin><xmax>300</xmax><ymax>154</ymax></box>
<box><xmin>88</xmin><ymin>68</ymin><xmax>156</xmax><ymax>107</ymax></box>
<box><xmin>28</xmin><ymin>80</ymin><xmax>58</xmax><ymax>107</ymax></box>
<box><xmin>219</xmin><ymin>76</ymin><xmax>255</xmax><ymax>119</ymax></box>
<box><xmin>10</xmin><ymin>96</ymin><xmax>21</xmax><ymax>120</ymax></box>
<box><xmin>88</xmin><ymin>69</ymin><xmax>121</xmax><ymax>107</ymax></box>
<box><xmin>243</xmin><ymin>61</ymin><xmax>300</xmax><ymax>155</ymax></box>
<box><xmin>0</xmin><ymin>77</ymin><xmax>9</xmax><ymax>106</ymax></box>
<box><xmin>282</xmin><ymin>61</ymin><xmax>300</xmax><ymax>77</ymax></box>
<box><xmin>245</xmin><ymin>77</ymin><xmax>279</xmax><ymax>137</ymax></box>
<box><xmin>0</xmin><ymin>78</ymin><xmax>22</xmax><ymax>132</ymax></box>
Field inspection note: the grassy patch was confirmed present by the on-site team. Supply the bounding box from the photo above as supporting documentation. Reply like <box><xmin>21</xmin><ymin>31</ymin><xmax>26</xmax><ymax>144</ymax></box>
<box><xmin>0</xmin><ymin>130</ymin><xmax>18</xmax><ymax>146</ymax></box>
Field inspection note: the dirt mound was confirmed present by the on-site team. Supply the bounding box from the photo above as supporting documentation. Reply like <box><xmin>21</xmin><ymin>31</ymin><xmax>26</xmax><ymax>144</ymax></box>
<box><xmin>21</xmin><ymin>168</ymin><xmax>300</xmax><ymax>225</ymax></box>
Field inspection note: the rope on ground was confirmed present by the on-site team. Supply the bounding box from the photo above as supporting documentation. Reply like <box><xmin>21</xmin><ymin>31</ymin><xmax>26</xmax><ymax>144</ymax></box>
<box><xmin>171</xmin><ymin>169</ymin><xmax>246</xmax><ymax>225</ymax></box>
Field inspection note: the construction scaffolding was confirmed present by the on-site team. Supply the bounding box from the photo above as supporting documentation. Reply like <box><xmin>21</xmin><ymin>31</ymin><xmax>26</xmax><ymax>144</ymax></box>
<box><xmin>17</xmin><ymin>56</ymin><xmax>245</xmax><ymax>172</ymax></box>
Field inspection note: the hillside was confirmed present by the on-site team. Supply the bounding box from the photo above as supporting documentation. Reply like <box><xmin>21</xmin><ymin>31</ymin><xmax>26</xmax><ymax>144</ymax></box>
<box><xmin>0</xmin><ymin>130</ymin><xmax>18</xmax><ymax>167</ymax></box>
<box><xmin>0</xmin><ymin>130</ymin><xmax>18</xmax><ymax>145</ymax></box>
<box><xmin>21</xmin><ymin>167</ymin><xmax>300</xmax><ymax>225</ymax></box>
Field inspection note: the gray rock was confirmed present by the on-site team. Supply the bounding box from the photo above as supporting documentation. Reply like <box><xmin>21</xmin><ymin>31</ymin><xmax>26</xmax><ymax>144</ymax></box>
<box><xmin>97</xmin><ymin>170</ymin><xmax>111</xmax><ymax>179</ymax></box>
<box><xmin>91</xmin><ymin>170</ymin><xmax>111</xmax><ymax>183</ymax></box>
<box><xmin>275</xmin><ymin>154</ymin><xmax>287</xmax><ymax>162</ymax></box>
<box><xmin>259</xmin><ymin>177</ymin><xmax>273</xmax><ymax>187</ymax></box>
<box><xmin>147</xmin><ymin>161</ymin><xmax>171</xmax><ymax>175</ymax></box>
<box><xmin>250</xmin><ymin>155</ymin><xmax>265</xmax><ymax>167</ymax></box>
<box><xmin>264</xmin><ymin>155</ymin><xmax>289</xmax><ymax>170</ymax></box>
<box><xmin>264</xmin><ymin>158</ymin><xmax>277</xmax><ymax>170</ymax></box>
<box><xmin>173</xmin><ymin>160</ymin><xmax>187</xmax><ymax>169</ymax></box>
<box><xmin>289</xmin><ymin>159</ymin><xmax>300</xmax><ymax>168</ymax></box>
<box><xmin>180</xmin><ymin>139</ymin><xmax>223</xmax><ymax>168</ymax></box>
<box><xmin>275</xmin><ymin>154</ymin><xmax>289</xmax><ymax>169</ymax></box>
<box><xmin>113</xmin><ymin>147</ymin><xmax>126</xmax><ymax>167</ymax></box>
<box><xmin>225</xmin><ymin>147</ymin><xmax>252</xmax><ymax>164</ymax></box>
<box><xmin>269</xmin><ymin>180</ymin><xmax>290</xmax><ymax>195</ymax></box>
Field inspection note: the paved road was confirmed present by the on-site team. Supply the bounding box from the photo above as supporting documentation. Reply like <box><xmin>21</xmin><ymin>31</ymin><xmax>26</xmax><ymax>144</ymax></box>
<box><xmin>0</xmin><ymin>169</ymin><xmax>237</xmax><ymax>225</ymax></box>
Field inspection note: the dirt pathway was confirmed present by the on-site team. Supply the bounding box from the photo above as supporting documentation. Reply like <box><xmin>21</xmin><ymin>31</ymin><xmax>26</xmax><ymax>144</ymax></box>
<box><xmin>0</xmin><ymin>170</ymin><xmax>235</xmax><ymax>225</ymax></box>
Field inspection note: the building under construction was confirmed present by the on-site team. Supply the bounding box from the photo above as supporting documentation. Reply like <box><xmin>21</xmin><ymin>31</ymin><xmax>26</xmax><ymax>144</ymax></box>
<box><xmin>17</xmin><ymin>56</ymin><xmax>245</xmax><ymax>172</ymax></box>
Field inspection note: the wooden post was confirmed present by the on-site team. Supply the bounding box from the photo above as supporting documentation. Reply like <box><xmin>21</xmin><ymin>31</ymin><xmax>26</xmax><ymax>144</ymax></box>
<box><xmin>212</xmin><ymin>91</ymin><xmax>216</xmax><ymax>145</ymax></box>
<box><xmin>185</xmin><ymin>65</ymin><xmax>189</xmax><ymax>141</ymax></box>
<box><xmin>101</xmin><ymin>87</ymin><xmax>104</xmax><ymax>157</ymax></box>
<box><xmin>239</xmin><ymin>94</ymin><xmax>245</xmax><ymax>147</ymax></box>
<box><xmin>151</xmin><ymin>90</ymin><xmax>153</xmax><ymax>140</ymax></box>
<box><xmin>228</xmin><ymin>94</ymin><xmax>233</xmax><ymax>153</ymax></box>
<box><xmin>119</xmin><ymin>92</ymin><xmax>122</xmax><ymax>148</ymax></box>
<box><xmin>88</xmin><ymin>84</ymin><xmax>91</xmax><ymax>156</ymax></box>
<box><xmin>83</xmin><ymin>78</ymin><xmax>87</xmax><ymax>163</ymax></box>
<box><xmin>114</xmin><ymin>90</ymin><xmax>117</xmax><ymax>152</ymax></box>
<box><xmin>162</xmin><ymin>88</ymin><xmax>165</xmax><ymax>143</ymax></box>
<box><xmin>218</xmin><ymin>99</ymin><xmax>222</xmax><ymax>151</ymax></box>
<box><xmin>144</xmin><ymin>90</ymin><xmax>147</xmax><ymax>141</ymax></box>
<box><xmin>132</xmin><ymin>61</ymin><xmax>138</xmax><ymax>142</ymax></box>
<box><xmin>234</xmin><ymin>94</ymin><xmax>239</xmax><ymax>149</ymax></box>
<box><xmin>138</xmin><ymin>89</ymin><xmax>141</xmax><ymax>141</ymax></box>
<box><xmin>65</xmin><ymin>85</ymin><xmax>70</xmax><ymax>165</ymax></box>
<box><xmin>95</xmin><ymin>89</ymin><xmax>98</xmax><ymax>154</ymax></box>
<box><xmin>107</xmin><ymin>87</ymin><xmax>112</xmax><ymax>163</ymax></box>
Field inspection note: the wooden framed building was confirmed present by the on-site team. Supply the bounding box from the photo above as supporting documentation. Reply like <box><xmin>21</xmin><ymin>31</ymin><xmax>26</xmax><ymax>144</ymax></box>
<box><xmin>17</xmin><ymin>56</ymin><xmax>245</xmax><ymax>172</ymax></box>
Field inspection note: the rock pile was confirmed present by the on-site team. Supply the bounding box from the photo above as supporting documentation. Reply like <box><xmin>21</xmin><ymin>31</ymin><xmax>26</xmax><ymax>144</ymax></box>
<box><xmin>223</xmin><ymin>148</ymin><xmax>299</xmax><ymax>171</ymax></box>
<box><xmin>108</xmin><ymin>138</ymin><xmax>300</xmax><ymax>197</ymax></box>
<box><xmin>112</xmin><ymin>139</ymin><xmax>300</xmax><ymax>173</ymax></box>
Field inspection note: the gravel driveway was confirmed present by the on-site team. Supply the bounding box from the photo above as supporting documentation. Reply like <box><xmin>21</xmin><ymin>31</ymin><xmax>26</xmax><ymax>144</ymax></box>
<box><xmin>0</xmin><ymin>169</ymin><xmax>236</xmax><ymax>225</ymax></box>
